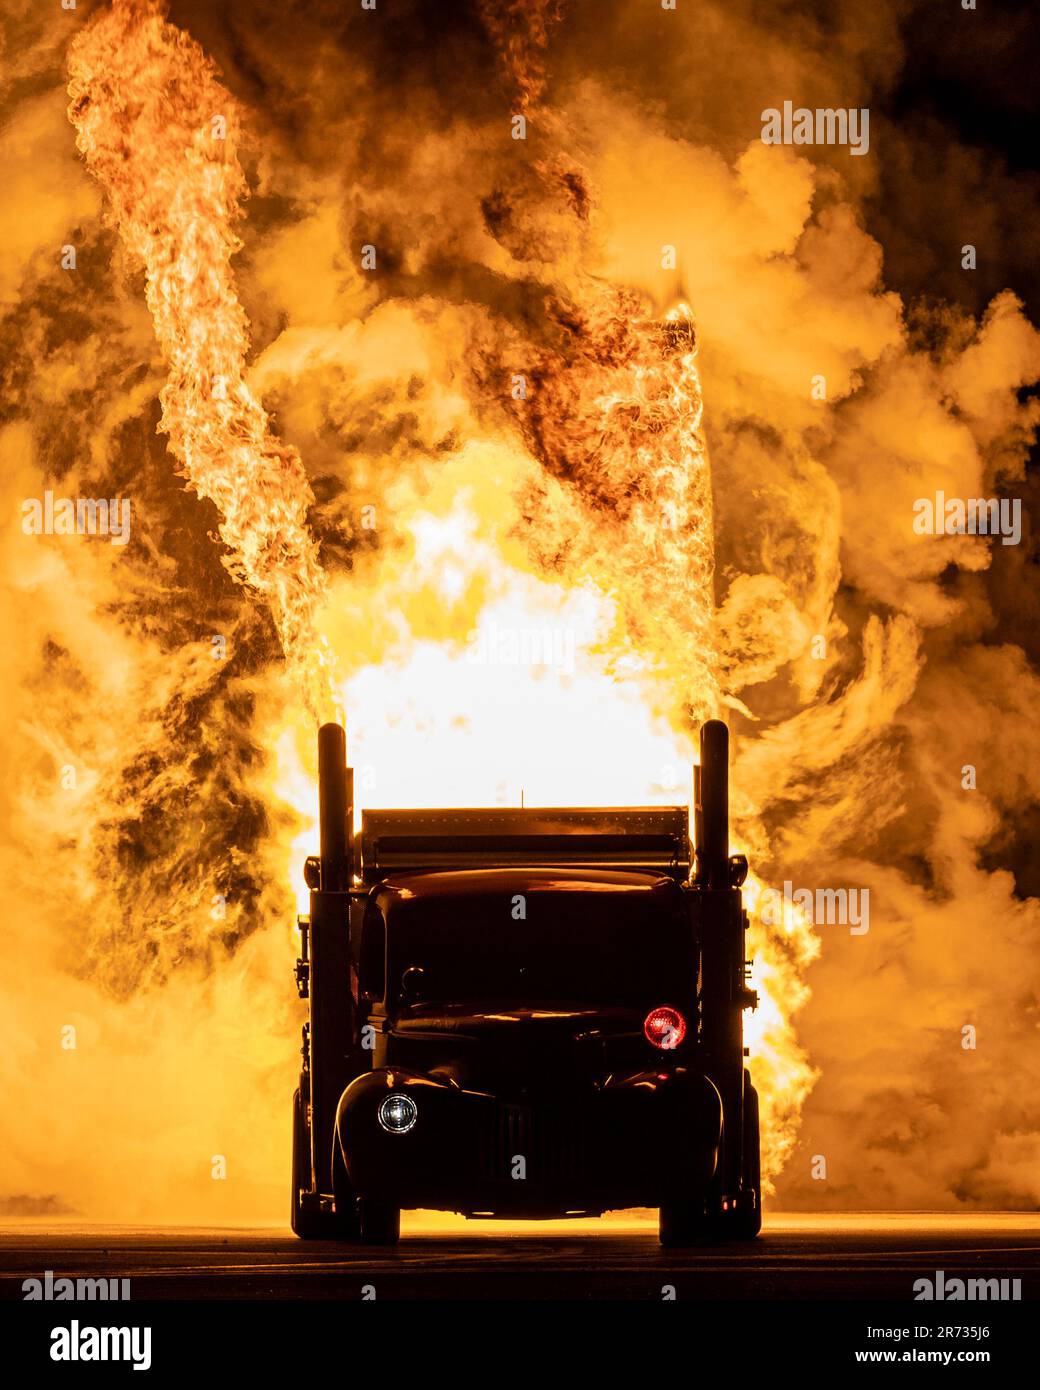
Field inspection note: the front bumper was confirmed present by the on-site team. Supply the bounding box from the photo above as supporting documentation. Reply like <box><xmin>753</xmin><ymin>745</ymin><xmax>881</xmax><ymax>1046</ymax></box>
<box><xmin>335</xmin><ymin>1066</ymin><xmax>722</xmax><ymax>1216</ymax></box>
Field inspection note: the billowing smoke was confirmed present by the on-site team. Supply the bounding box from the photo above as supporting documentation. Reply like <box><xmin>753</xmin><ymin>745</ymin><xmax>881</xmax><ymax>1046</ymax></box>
<box><xmin>1</xmin><ymin>0</ymin><xmax>1037</xmax><ymax>1220</ymax></box>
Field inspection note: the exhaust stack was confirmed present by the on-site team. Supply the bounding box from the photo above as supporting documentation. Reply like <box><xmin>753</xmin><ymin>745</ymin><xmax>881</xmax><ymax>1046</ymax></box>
<box><xmin>317</xmin><ymin>721</ymin><xmax>353</xmax><ymax>890</ymax></box>
<box><xmin>695</xmin><ymin>719</ymin><xmax>730</xmax><ymax>887</ymax></box>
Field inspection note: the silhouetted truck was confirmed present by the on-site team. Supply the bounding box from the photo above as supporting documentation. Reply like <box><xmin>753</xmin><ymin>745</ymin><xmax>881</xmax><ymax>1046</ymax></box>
<box><xmin>291</xmin><ymin>720</ymin><xmax>760</xmax><ymax>1246</ymax></box>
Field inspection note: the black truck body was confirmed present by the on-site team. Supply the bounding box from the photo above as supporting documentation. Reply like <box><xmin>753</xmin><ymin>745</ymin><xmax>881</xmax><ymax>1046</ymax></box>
<box><xmin>291</xmin><ymin>719</ymin><xmax>760</xmax><ymax>1246</ymax></box>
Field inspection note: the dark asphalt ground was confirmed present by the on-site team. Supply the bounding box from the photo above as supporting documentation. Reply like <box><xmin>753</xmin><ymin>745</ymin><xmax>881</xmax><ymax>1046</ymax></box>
<box><xmin>1</xmin><ymin>1212</ymin><xmax>1038</xmax><ymax>1300</ymax></box>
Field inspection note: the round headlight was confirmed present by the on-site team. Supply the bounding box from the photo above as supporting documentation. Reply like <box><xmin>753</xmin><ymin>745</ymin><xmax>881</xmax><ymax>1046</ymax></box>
<box><xmin>378</xmin><ymin>1092</ymin><xmax>418</xmax><ymax>1134</ymax></box>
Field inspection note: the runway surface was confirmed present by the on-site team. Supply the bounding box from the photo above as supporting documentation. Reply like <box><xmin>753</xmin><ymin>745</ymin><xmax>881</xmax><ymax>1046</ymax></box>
<box><xmin>2</xmin><ymin>1212</ymin><xmax>1038</xmax><ymax>1299</ymax></box>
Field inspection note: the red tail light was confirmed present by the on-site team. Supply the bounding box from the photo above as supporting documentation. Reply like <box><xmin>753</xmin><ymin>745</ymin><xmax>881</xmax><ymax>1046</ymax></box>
<box><xmin>644</xmin><ymin>1006</ymin><xmax>686</xmax><ymax>1050</ymax></box>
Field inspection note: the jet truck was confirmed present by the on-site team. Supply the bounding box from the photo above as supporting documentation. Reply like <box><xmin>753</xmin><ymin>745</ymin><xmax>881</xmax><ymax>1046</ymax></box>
<box><xmin>290</xmin><ymin>719</ymin><xmax>760</xmax><ymax>1246</ymax></box>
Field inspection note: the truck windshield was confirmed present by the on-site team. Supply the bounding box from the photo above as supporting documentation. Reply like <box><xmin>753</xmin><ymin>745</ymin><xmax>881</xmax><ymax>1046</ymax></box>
<box><xmin>386</xmin><ymin>884</ymin><xmax>693</xmax><ymax>1010</ymax></box>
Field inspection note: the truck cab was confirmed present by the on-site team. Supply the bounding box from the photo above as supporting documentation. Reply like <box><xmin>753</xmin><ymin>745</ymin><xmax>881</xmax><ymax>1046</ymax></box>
<box><xmin>291</xmin><ymin>721</ymin><xmax>760</xmax><ymax>1247</ymax></box>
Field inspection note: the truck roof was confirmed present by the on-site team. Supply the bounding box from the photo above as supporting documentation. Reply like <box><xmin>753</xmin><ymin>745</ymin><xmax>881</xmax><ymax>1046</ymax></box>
<box><xmin>360</xmin><ymin>807</ymin><xmax>691</xmax><ymax>884</ymax></box>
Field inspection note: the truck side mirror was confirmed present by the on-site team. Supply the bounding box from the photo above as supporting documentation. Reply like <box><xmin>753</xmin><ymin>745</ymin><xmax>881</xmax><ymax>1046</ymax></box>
<box><xmin>400</xmin><ymin>966</ymin><xmax>425</xmax><ymax>1004</ymax></box>
<box><xmin>728</xmin><ymin>854</ymin><xmax>748</xmax><ymax>886</ymax></box>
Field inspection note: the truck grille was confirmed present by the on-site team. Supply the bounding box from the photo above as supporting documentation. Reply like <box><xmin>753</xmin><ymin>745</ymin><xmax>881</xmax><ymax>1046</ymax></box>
<box><xmin>476</xmin><ymin>1102</ymin><xmax>587</xmax><ymax>1189</ymax></box>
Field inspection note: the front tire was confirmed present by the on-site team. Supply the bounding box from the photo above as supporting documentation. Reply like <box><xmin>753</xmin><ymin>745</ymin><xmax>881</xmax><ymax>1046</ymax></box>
<box><xmin>708</xmin><ymin>1079</ymin><xmax>762</xmax><ymax>1242</ymax></box>
<box><xmin>359</xmin><ymin>1199</ymin><xmax>400</xmax><ymax>1246</ymax></box>
<box><xmin>730</xmin><ymin>1081</ymin><xmax>762</xmax><ymax>1240</ymax></box>
<box><xmin>292</xmin><ymin>1088</ymin><xmax>361</xmax><ymax>1239</ymax></box>
<box><xmin>659</xmin><ymin>1195</ymin><xmax>710</xmax><ymax>1248</ymax></box>
<box><xmin>291</xmin><ymin>1087</ymin><xmax>330</xmax><ymax>1239</ymax></box>
<box><xmin>330</xmin><ymin>1116</ymin><xmax>397</xmax><ymax>1244</ymax></box>
<box><xmin>330</xmin><ymin>1132</ymin><xmax>363</xmax><ymax>1241</ymax></box>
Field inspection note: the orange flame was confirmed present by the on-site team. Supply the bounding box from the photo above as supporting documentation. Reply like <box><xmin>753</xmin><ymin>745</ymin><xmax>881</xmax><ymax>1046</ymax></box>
<box><xmin>67</xmin><ymin>0</ymin><xmax>334</xmax><ymax>720</ymax></box>
<box><xmin>500</xmin><ymin>291</ymin><xmax>719</xmax><ymax>728</ymax></box>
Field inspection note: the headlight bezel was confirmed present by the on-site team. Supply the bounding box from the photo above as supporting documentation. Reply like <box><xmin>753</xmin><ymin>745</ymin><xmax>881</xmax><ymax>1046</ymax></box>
<box><xmin>377</xmin><ymin>1091</ymin><xmax>418</xmax><ymax>1134</ymax></box>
